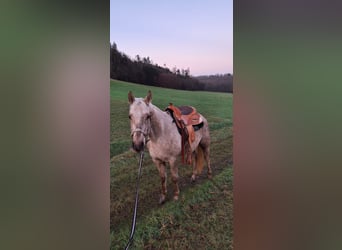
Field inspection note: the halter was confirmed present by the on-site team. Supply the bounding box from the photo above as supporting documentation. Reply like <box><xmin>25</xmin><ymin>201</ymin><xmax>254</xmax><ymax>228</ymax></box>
<box><xmin>130</xmin><ymin>117</ymin><xmax>151</xmax><ymax>145</ymax></box>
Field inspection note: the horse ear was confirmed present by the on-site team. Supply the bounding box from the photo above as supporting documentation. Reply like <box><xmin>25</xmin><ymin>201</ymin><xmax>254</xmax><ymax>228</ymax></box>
<box><xmin>144</xmin><ymin>90</ymin><xmax>152</xmax><ymax>104</ymax></box>
<box><xmin>128</xmin><ymin>91</ymin><xmax>135</xmax><ymax>104</ymax></box>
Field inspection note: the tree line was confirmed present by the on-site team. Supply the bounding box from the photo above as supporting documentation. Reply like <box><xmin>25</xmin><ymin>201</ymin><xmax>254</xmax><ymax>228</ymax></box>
<box><xmin>110</xmin><ymin>42</ymin><xmax>233</xmax><ymax>93</ymax></box>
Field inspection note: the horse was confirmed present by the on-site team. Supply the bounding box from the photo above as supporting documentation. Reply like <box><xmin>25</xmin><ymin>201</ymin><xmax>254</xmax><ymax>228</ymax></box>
<box><xmin>128</xmin><ymin>90</ymin><xmax>212</xmax><ymax>204</ymax></box>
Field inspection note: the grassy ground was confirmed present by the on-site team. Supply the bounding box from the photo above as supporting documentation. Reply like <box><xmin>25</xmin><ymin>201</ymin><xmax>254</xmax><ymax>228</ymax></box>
<box><xmin>110</xmin><ymin>79</ymin><xmax>233</xmax><ymax>249</ymax></box>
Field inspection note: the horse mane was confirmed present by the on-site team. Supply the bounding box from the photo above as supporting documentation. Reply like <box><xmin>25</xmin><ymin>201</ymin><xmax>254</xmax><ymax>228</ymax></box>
<box><xmin>148</xmin><ymin>103</ymin><xmax>173</xmax><ymax>140</ymax></box>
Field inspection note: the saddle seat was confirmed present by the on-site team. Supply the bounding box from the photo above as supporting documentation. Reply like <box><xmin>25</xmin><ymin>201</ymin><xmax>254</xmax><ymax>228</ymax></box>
<box><xmin>165</xmin><ymin>103</ymin><xmax>204</xmax><ymax>164</ymax></box>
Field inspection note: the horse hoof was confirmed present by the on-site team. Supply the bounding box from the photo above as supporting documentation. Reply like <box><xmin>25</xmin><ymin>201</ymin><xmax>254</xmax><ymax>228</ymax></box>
<box><xmin>208</xmin><ymin>173</ymin><xmax>212</xmax><ymax>179</ymax></box>
<box><xmin>173</xmin><ymin>195</ymin><xmax>179</xmax><ymax>201</ymax></box>
<box><xmin>191</xmin><ymin>175</ymin><xmax>196</xmax><ymax>182</ymax></box>
<box><xmin>159</xmin><ymin>195</ymin><xmax>166</xmax><ymax>204</ymax></box>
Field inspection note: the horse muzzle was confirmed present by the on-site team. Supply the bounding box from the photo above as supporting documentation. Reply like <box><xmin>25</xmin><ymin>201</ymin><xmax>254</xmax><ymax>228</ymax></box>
<box><xmin>131</xmin><ymin>130</ymin><xmax>146</xmax><ymax>152</ymax></box>
<box><xmin>132</xmin><ymin>141</ymin><xmax>144</xmax><ymax>152</ymax></box>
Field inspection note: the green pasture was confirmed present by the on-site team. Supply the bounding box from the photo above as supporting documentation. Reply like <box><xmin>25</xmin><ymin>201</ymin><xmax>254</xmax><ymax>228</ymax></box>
<box><xmin>110</xmin><ymin>79</ymin><xmax>233</xmax><ymax>249</ymax></box>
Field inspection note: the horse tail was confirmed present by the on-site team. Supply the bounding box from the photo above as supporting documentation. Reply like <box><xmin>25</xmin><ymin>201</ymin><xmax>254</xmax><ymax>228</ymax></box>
<box><xmin>195</xmin><ymin>146</ymin><xmax>204</xmax><ymax>174</ymax></box>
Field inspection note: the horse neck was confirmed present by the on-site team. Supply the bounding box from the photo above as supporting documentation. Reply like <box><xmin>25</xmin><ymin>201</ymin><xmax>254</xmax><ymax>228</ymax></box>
<box><xmin>149</xmin><ymin>103</ymin><xmax>175</xmax><ymax>140</ymax></box>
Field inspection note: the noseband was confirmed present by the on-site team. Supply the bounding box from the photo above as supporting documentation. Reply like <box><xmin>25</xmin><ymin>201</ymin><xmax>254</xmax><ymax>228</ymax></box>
<box><xmin>130</xmin><ymin>117</ymin><xmax>151</xmax><ymax>145</ymax></box>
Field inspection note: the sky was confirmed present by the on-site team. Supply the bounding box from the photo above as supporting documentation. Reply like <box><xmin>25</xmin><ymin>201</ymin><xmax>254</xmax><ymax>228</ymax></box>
<box><xmin>110</xmin><ymin>0</ymin><xmax>233</xmax><ymax>76</ymax></box>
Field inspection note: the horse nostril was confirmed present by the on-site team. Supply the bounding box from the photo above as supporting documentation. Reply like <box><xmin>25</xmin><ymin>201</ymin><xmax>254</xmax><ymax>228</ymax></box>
<box><xmin>132</xmin><ymin>141</ymin><xmax>144</xmax><ymax>152</ymax></box>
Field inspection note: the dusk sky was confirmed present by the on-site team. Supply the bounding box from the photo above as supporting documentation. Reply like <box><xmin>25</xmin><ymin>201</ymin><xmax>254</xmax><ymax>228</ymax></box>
<box><xmin>110</xmin><ymin>0</ymin><xmax>232</xmax><ymax>76</ymax></box>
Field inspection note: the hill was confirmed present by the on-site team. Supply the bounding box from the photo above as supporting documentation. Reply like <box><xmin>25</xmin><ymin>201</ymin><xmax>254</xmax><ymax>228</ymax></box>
<box><xmin>110</xmin><ymin>42</ymin><xmax>233</xmax><ymax>93</ymax></box>
<box><xmin>196</xmin><ymin>74</ymin><xmax>233</xmax><ymax>92</ymax></box>
<box><xmin>110</xmin><ymin>79</ymin><xmax>233</xmax><ymax>249</ymax></box>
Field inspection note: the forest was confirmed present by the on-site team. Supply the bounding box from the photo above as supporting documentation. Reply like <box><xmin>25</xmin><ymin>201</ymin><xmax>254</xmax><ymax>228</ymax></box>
<box><xmin>110</xmin><ymin>42</ymin><xmax>233</xmax><ymax>93</ymax></box>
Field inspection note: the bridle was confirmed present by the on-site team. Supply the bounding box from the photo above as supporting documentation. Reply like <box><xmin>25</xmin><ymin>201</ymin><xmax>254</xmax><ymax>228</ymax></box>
<box><xmin>130</xmin><ymin>128</ymin><xmax>150</xmax><ymax>143</ymax></box>
<box><xmin>130</xmin><ymin>115</ymin><xmax>152</xmax><ymax>145</ymax></box>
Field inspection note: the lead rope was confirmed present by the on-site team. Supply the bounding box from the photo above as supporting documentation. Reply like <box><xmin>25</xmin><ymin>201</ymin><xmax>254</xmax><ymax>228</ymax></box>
<box><xmin>124</xmin><ymin>150</ymin><xmax>145</xmax><ymax>250</ymax></box>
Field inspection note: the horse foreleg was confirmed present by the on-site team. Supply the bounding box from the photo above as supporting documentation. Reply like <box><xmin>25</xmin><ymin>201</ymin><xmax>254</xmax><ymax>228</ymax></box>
<box><xmin>155</xmin><ymin>160</ymin><xmax>167</xmax><ymax>204</ymax></box>
<box><xmin>169</xmin><ymin>159</ymin><xmax>180</xmax><ymax>201</ymax></box>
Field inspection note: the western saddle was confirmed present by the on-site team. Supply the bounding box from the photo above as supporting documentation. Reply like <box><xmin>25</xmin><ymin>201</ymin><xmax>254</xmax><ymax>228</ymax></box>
<box><xmin>165</xmin><ymin>103</ymin><xmax>203</xmax><ymax>164</ymax></box>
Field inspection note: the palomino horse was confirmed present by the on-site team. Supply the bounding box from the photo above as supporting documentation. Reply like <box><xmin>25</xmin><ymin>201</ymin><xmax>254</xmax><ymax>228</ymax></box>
<box><xmin>128</xmin><ymin>90</ymin><xmax>212</xmax><ymax>204</ymax></box>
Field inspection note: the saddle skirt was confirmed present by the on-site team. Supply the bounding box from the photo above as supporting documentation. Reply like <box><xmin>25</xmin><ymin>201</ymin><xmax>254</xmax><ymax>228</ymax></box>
<box><xmin>165</xmin><ymin>103</ymin><xmax>204</xmax><ymax>164</ymax></box>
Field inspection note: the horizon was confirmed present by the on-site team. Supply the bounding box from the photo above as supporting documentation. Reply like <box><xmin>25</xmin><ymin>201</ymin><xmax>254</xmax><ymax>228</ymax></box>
<box><xmin>110</xmin><ymin>0</ymin><xmax>233</xmax><ymax>76</ymax></box>
<box><xmin>111</xmin><ymin>41</ymin><xmax>233</xmax><ymax>77</ymax></box>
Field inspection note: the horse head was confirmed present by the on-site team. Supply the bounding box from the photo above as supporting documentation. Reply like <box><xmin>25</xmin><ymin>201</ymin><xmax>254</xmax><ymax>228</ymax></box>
<box><xmin>128</xmin><ymin>90</ymin><xmax>152</xmax><ymax>152</ymax></box>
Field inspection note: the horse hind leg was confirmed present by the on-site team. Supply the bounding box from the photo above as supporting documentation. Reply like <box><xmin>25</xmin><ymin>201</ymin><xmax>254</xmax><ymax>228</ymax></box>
<box><xmin>191</xmin><ymin>150</ymin><xmax>197</xmax><ymax>182</ymax></box>
<box><xmin>203</xmin><ymin>145</ymin><xmax>212</xmax><ymax>179</ymax></box>
<box><xmin>191</xmin><ymin>145</ymin><xmax>208</xmax><ymax>182</ymax></box>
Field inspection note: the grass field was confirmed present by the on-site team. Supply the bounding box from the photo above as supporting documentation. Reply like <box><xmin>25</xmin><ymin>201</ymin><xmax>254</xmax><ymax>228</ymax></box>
<box><xmin>110</xmin><ymin>79</ymin><xmax>233</xmax><ymax>249</ymax></box>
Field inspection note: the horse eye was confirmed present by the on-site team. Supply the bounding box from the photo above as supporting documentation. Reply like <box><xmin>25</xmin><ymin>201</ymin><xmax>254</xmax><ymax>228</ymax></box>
<box><xmin>128</xmin><ymin>115</ymin><xmax>132</xmax><ymax>120</ymax></box>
